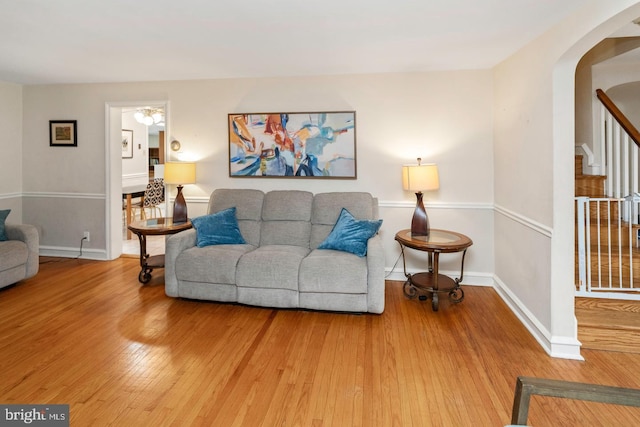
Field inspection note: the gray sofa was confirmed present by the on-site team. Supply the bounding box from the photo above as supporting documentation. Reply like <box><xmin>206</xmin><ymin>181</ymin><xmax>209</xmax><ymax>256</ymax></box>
<box><xmin>0</xmin><ymin>224</ymin><xmax>39</xmax><ymax>289</ymax></box>
<box><xmin>165</xmin><ymin>189</ymin><xmax>385</xmax><ymax>313</ymax></box>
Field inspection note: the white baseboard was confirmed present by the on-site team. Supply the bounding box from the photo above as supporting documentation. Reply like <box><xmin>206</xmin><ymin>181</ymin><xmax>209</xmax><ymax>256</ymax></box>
<box><xmin>385</xmin><ymin>269</ymin><xmax>494</xmax><ymax>287</ymax></box>
<box><xmin>40</xmin><ymin>246</ymin><xmax>108</xmax><ymax>261</ymax></box>
<box><xmin>493</xmin><ymin>275</ymin><xmax>583</xmax><ymax>361</ymax></box>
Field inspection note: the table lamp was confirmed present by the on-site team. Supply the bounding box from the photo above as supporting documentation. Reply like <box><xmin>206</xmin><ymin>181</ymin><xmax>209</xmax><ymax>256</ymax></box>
<box><xmin>164</xmin><ymin>161</ymin><xmax>196</xmax><ymax>223</ymax></box>
<box><xmin>402</xmin><ymin>158</ymin><xmax>439</xmax><ymax>237</ymax></box>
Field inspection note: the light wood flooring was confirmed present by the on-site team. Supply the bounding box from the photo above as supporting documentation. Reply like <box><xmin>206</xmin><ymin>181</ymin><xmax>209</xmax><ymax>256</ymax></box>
<box><xmin>121</xmin><ymin>235</ymin><xmax>165</xmax><ymax>258</ymax></box>
<box><xmin>2</xmin><ymin>258</ymin><xmax>640</xmax><ymax>426</ymax></box>
<box><xmin>576</xmin><ymin>297</ymin><xmax>640</xmax><ymax>353</ymax></box>
<box><xmin>121</xmin><ymin>206</ymin><xmax>166</xmax><ymax>258</ymax></box>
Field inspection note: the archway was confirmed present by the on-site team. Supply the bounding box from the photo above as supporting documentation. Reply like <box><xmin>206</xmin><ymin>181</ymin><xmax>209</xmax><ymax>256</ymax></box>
<box><xmin>551</xmin><ymin>2</ymin><xmax>640</xmax><ymax>358</ymax></box>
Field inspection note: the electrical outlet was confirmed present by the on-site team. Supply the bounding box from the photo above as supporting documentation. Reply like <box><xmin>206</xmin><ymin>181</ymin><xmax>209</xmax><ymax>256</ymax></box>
<box><xmin>83</xmin><ymin>231</ymin><xmax>90</xmax><ymax>242</ymax></box>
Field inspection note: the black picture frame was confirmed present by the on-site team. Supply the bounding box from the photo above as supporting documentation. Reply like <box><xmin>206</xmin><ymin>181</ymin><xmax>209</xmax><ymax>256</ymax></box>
<box><xmin>49</xmin><ymin>120</ymin><xmax>77</xmax><ymax>147</ymax></box>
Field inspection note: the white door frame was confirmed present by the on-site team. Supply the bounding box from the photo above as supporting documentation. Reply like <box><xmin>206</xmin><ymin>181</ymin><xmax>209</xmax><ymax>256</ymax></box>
<box><xmin>104</xmin><ymin>100</ymin><xmax>170</xmax><ymax>260</ymax></box>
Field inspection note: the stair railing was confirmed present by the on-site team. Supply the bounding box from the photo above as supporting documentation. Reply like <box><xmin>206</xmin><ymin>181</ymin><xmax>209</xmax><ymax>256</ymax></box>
<box><xmin>576</xmin><ymin>90</ymin><xmax>640</xmax><ymax>298</ymax></box>
<box><xmin>596</xmin><ymin>89</ymin><xmax>640</xmax><ymax>209</ymax></box>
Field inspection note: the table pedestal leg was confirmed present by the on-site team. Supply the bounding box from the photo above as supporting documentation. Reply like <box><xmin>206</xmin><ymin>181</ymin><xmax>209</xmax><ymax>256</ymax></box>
<box><xmin>431</xmin><ymin>253</ymin><xmax>440</xmax><ymax>311</ymax></box>
<box><xmin>398</xmin><ymin>246</ymin><xmax>467</xmax><ymax>311</ymax></box>
<box><xmin>134</xmin><ymin>232</ymin><xmax>152</xmax><ymax>284</ymax></box>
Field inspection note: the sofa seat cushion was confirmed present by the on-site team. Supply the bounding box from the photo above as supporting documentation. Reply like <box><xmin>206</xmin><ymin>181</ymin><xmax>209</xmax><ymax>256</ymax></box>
<box><xmin>175</xmin><ymin>244</ymin><xmax>256</xmax><ymax>285</ymax></box>
<box><xmin>0</xmin><ymin>241</ymin><xmax>28</xmax><ymax>272</ymax></box>
<box><xmin>236</xmin><ymin>245</ymin><xmax>310</xmax><ymax>291</ymax></box>
<box><xmin>299</xmin><ymin>249</ymin><xmax>368</xmax><ymax>294</ymax></box>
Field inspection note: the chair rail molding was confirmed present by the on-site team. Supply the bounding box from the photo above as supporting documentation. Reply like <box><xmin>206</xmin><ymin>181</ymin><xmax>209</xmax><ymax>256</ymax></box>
<box><xmin>380</xmin><ymin>200</ymin><xmax>494</xmax><ymax>210</ymax></box>
<box><xmin>22</xmin><ymin>191</ymin><xmax>106</xmax><ymax>200</ymax></box>
<box><xmin>494</xmin><ymin>204</ymin><xmax>552</xmax><ymax>238</ymax></box>
<box><xmin>0</xmin><ymin>192</ymin><xmax>22</xmax><ymax>200</ymax></box>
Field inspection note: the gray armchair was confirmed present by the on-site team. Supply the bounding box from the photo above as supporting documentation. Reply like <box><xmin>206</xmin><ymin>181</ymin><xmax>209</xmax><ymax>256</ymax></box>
<box><xmin>0</xmin><ymin>223</ymin><xmax>39</xmax><ymax>289</ymax></box>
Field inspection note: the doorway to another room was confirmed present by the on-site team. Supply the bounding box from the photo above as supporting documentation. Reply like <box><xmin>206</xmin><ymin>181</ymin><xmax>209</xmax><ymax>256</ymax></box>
<box><xmin>121</xmin><ymin>106</ymin><xmax>167</xmax><ymax>257</ymax></box>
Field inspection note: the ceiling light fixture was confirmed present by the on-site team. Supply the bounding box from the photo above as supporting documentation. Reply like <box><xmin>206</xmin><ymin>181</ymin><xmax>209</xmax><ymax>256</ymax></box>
<box><xmin>134</xmin><ymin>108</ymin><xmax>164</xmax><ymax>126</ymax></box>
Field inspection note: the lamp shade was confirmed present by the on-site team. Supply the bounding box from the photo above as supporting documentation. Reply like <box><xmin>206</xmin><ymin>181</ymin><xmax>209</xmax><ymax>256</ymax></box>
<box><xmin>402</xmin><ymin>163</ymin><xmax>439</xmax><ymax>192</ymax></box>
<box><xmin>164</xmin><ymin>162</ymin><xmax>196</xmax><ymax>185</ymax></box>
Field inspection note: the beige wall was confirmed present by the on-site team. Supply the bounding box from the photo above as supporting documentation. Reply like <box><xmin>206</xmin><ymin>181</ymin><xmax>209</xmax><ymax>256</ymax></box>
<box><xmin>0</xmin><ymin>81</ymin><xmax>23</xmax><ymax>222</ymax></box>
<box><xmin>493</xmin><ymin>0</ymin><xmax>640</xmax><ymax>359</ymax></box>
<box><xmin>607</xmin><ymin>81</ymin><xmax>640</xmax><ymax>128</ymax></box>
<box><xmin>20</xmin><ymin>71</ymin><xmax>495</xmax><ymax>279</ymax></box>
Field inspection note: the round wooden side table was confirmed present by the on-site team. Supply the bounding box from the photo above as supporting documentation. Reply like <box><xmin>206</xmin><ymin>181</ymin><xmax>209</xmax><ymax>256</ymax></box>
<box><xmin>395</xmin><ymin>228</ymin><xmax>473</xmax><ymax>311</ymax></box>
<box><xmin>127</xmin><ymin>218</ymin><xmax>192</xmax><ymax>284</ymax></box>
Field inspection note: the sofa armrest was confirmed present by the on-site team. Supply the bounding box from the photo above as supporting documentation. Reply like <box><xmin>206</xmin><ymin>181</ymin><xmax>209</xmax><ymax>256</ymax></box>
<box><xmin>366</xmin><ymin>234</ymin><xmax>385</xmax><ymax>313</ymax></box>
<box><xmin>5</xmin><ymin>224</ymin><xmax>39</xmax><ymax>279</ymax></box>
<box><xmin>164</xmin><ymin>228</ymin><xmax>197</xmax><ymax>297</ymax></box>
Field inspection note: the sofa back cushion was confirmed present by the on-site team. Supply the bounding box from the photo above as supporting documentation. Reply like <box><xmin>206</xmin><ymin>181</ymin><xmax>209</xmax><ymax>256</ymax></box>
<box><xmin>310</xmin><ymin>192</ymin><xmax>377</xmax><ymax>249</ymax></box>
<box><xmin>260</xmin><ymin>190</ymin><xmax>313</xmax><ymax>247</ymax></box>
<box><xmin>208</xmin><ymin>189</ymin><xmax>264</xmax><ymax>247</ymax></box>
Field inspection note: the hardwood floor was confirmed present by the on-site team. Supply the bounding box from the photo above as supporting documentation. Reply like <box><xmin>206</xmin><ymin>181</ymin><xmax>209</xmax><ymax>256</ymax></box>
<box><xmin>122</xmin><ymin>228</ymin><xmax>165</xmax><ymax>257</ymax></box>
<box><xmin>576</xmin><ymin>297</ymin><xmax>640</xmax><ymax>353</ymax></box>
<box><xmin>2</xmin><ymin>258</ymin><xmax>640</xmax><ymax>426</ymax></box>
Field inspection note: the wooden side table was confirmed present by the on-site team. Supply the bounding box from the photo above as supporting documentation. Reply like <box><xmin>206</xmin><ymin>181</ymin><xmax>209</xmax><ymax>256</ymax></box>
<box><xmin>127</xmin><ymin>218</ymin><xmax>192</xmax><ymax>284</ymax></box>
<box><xmin>395</xmin><ymin>228</ymin><xmax>473</xmax><ymax>311</ymax></box>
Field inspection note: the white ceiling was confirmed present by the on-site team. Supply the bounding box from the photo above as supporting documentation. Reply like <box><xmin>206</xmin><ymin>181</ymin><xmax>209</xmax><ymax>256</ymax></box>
<box><xmin>0</xmin><ymin>0</ymin><xmax>605</xmax><ymax>85</ymax></box>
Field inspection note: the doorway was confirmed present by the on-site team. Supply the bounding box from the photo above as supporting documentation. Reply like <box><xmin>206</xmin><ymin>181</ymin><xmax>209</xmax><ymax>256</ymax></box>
<box><xmin>120</xmin><ymin>106</ymin><xmax>167</xmax><ymax>256</ymax></box>
<box><xmin>105</xmin><ymin>100</ymin><xmax>169</xmax><ymax>260</ymax></box>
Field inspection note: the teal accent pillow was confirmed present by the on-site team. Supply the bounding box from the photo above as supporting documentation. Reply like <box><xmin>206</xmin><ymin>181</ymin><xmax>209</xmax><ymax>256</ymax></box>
<box><xmin>191</xmin><ymin>207</ymin><xmax>246</xmax><ymax>247</ymax></box>
<box><xmin>318</xmin><ymin>208</ymin><xmax>382</xmax><ymax>257</ymax></box>
<box><xmin>0</xmin><ymin>209</ymin><xmax>10</xmax><ymax>241</ymax></box>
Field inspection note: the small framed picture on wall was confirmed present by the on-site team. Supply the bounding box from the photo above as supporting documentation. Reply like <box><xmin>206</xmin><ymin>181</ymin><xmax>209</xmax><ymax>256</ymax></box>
<box><xmin>49</xmin><ymin>120</ymin><xmax>77</xmax><ymax>147</ymax></box>
<box><xmin>122</xmin><ymin>129</ymin><xmax>133</xmax><ymax>158</ymax></box>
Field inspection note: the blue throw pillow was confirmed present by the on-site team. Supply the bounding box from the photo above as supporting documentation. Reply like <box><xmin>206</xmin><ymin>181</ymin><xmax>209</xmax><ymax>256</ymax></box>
<box><xmin>0</xmin><ymin>209</ymin><xmax>10</xmax><ymax>241</ymax></box>
<box><xmin>318</xmin><ymin>208</ymin><xmax>382</xmax><ymax>257</ymax></box>
<box><xmin>191</xmin><ymin>207</ymin><xmax>246</xmax><ymax>247</ymax></box>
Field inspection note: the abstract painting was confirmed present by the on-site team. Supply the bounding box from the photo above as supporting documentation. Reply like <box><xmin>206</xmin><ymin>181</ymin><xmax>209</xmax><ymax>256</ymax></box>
<box><xmin>228</xmin><ymin>111</ymin><xmax>356</xmax><ymax>178</ymax></box>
